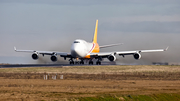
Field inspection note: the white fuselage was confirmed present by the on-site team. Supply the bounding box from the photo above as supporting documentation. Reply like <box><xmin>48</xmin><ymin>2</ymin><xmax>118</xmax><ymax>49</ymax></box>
<box><xmin>71</xmin><ymin>39</ymin><xmax>94</xmax><ymax>58</ymax></box>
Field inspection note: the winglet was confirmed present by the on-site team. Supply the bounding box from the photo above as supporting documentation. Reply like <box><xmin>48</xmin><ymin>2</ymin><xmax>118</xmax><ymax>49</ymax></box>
<box><xmin>14</xmin><ymin>46</ymin><xmax>17</xmax><ymax>51</ymax></box>
<box><xmin>93</xmin><ymin>19</ymin><xmax>98</xmax><ymax>43</ymax></box>
<box><xmin>164</xmin><ymin>46</ymin><xmax>169</xmax><ymax>51</ymax></box>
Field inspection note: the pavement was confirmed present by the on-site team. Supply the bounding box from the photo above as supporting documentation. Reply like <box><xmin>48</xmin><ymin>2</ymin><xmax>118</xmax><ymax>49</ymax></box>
<box><xmin>0</xmin><ymin>64</ymin><xmax>70</xmax><ymax>68</ymax></box>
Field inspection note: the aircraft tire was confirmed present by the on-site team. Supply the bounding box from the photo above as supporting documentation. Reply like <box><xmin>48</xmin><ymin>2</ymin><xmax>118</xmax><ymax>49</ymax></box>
<box><xmin>96</xmin><ymin>61</ymin><xmax>101</xmax><ymax>65</ymax></box>
<box><xmin>89</xmin><ymin>61</ymin><xmax>93</xmax><ymax>65</ymax></box>
<box><xmin>80</xmin><ymin>61</ymin><xmax>84</xmax><ymax>65</ymax></box>
<box><xmin>70</xmin><ymin>61</ymin><xmax>74</xmax><ymax>65</ymax></box>
<box><xmin>75</xmin><ymin>61</ymin><xmax>79</xmax><ymax>64</ymax></box>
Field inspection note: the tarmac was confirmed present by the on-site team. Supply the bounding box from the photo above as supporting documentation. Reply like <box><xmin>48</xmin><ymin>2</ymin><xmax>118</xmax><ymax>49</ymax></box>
<box><xmin>0</xmin><ymin>64</ymin><xmax>70</xmax><ymax>68</ymax></box>
<box><xmin>0</xmin><ymin>63</ymin><xmax>113</xmax><ymax>68</ymax></box>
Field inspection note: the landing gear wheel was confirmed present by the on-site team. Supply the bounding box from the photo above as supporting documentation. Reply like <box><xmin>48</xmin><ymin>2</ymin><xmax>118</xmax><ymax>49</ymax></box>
<box><xmin>75</xmin><ymin>61</ymin><xmax>79</xmax><ymax>64</ymax></box>
<box><xmin>69</xmin><ymin>61</ymin><xmax>74</xmax><ymax>65</ymax></box>
<box><xmin>80</xmin><ymin>61</ymin><xmax>84</xmax><ymax>65</ymax></box>
<box><xmin>89</xmin><ymin>61</ymin><xmax>93</xmax><ymax>65</ymax></box>
<box><xmin>96</xmin><ymin>61</ymin><xmax>101</xmax><ymax>65</ymax></box>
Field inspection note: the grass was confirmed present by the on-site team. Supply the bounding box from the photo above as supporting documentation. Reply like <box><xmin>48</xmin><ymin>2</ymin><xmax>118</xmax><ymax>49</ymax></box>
<box><xmin>0</xmin><ymin>65</ymin><xmax>180</xmax><ymax>74</ymax></box>
<box><xmin>78</xmin><ymin>93</ymin><xmax>180</xmax><ymax>101</ymax></box>
<box><xmin>0</xmin><ymin>65</ymin><xmax>180</xmax><ymax>101</ymax></box>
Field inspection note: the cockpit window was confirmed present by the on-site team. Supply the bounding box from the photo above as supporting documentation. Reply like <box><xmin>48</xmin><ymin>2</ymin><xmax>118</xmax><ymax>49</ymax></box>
<box><xmin>74</xmin><ymin>41</ymin><xmax>80</xmax><ymax>43</ymax></box>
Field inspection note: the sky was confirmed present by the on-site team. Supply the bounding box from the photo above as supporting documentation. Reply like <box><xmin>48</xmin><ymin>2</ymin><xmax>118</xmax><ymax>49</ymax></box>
<box><xmin>0</xmin><ymin>0</ymin><xmax>180</xmax><ymax>64</ymax></box>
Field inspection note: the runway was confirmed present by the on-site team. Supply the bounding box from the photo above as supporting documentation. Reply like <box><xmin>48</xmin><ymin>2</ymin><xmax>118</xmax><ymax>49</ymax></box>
<box><xmin>0</xmin><ymin>62</ymin><xmax>116</xmax><ymax>68</ymax></box>
<box><xmin>0</xmin><ymin>64</ymin><xmax>71</xmax><ymax>68</ymax></box>
<box><xmin>0</xmin><ymin>64</ymin><xmax>113</xmax><ymax>68</ymax></box>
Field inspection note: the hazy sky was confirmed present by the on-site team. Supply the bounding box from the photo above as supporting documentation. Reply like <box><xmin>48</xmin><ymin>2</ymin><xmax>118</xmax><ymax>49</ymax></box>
<box><xmin>0</xmin><ymin>0</ymin><xmax>180</xmax><ymax>64</ymax></box>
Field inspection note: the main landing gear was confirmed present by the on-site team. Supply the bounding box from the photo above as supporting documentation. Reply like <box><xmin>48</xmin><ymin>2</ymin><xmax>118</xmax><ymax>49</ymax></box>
<box><xmin>69</xmin><ymin>58</ymin><xmax>101</xmax><ymax>65</ymax></box>
<box><xmin>96</xmin><ymin>57</ymin><xmax>102</xmax><ymax>65</ymax></box>
<box><xmin>96</xmin><ymin>61</ymin><xmax>101</xmax><ymax>65</ymax></box>
<box><xmin>69</xmin><ymin>59</ymin><xmax>74</xmax><ymax>65</ymax></box>
<box><xmin>89</xmin><ymin>60</ymin><xmax>93</xmax><ymax>65</ymax></box>
<box><xmin>89</xmin><ymin>60</ymin><xmax>101</xmax><ymax>65</ymax></box>
<box><xmin>80</xmin><ymin>60</ymin><xmax>84</xmax><ymax>64</ymax></box>
<box><xmin>69</xmin><ymin>59</ymin><xmax>85</xmax><ymax>65</ymax></box>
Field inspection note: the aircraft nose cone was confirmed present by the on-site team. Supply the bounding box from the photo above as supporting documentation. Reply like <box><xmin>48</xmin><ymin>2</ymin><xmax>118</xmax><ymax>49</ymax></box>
<box><xmin>71</xmin><ymin>44</ymin><xmax>86</xmax><ymax>58</ymax></box>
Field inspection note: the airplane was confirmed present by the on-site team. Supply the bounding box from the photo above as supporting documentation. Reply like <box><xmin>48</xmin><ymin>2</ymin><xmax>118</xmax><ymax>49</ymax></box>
<box><xmin>14</xmin><ymin>20</ymin><xmax>168</xmax><ymax>65</ymax></box>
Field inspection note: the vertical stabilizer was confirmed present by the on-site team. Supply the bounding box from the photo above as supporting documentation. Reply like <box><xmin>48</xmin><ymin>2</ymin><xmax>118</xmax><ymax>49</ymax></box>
<box><xmin>93</xmin><ymin>19</ymin><xmax>98</xmax><ymax>43</ymax></box>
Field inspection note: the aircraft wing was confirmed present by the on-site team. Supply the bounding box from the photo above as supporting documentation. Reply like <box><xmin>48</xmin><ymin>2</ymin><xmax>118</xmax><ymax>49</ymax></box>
<box><xmin>90</xmin><ymin>47</ymin><xmax>169</xmax><ymax>57</ymax></box>
<box><xmin>14</xmin><ymin>47</ymin><xmax>71</xmax><ymax>57</ymax></box>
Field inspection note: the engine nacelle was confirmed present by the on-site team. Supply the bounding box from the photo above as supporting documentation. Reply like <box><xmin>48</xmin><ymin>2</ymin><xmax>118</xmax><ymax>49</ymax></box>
<box><xmin>51</xmin><ymin>55</ymin><xmax>57</xmax><ymax>62</ymax></box>
<box><xmin>32</xmin><ymin>53</ymin><xmax>38</xmax><ymax>60</ymax></box>
<box><xmin>108</xmin><ymin>55</ymin><xmax>116</xmax><ymax>61</ymax></box>
<box><xmin>134</xmin><ymin>53</ymin><xmax>141</xmax><ymax>60</ymax></box>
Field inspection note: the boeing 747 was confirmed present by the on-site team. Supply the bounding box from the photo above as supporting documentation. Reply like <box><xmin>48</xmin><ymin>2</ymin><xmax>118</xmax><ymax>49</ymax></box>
<box><xmin>14</xmin><ymin>20</ymin><xmax>168</xmax><ymax>65</ymax></box>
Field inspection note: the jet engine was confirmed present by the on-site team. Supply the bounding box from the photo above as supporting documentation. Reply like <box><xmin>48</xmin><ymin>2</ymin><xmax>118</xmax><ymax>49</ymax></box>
<box><xmin>32</xmin><ymin>53</ymin><xmax>38</xmax><ymax>60</ymax></box>
<box><xmin>134</xmin><ymin>53</ymin><xmax>141</xmax><ymax>60</ymax></box>
<box><xmin>108</xmin><ymin>54</ymin><xmax>116</xmax><ymax>61</ymax></box>
<box><xmin>51</xmin><ymin>55</ymin><xmax>57</xmax><ymax>62</ymax></box>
